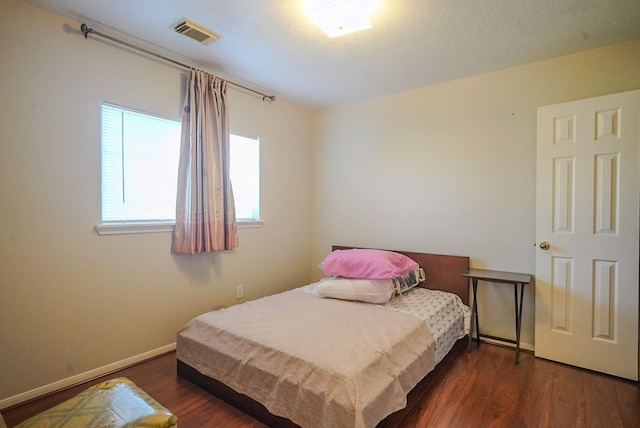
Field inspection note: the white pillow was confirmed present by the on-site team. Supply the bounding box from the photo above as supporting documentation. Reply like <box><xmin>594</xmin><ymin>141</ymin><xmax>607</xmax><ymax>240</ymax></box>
<box><xmin>312</xmin><ymin>277</ymin><xmax>393</xmax><ymax>304</ymax></box>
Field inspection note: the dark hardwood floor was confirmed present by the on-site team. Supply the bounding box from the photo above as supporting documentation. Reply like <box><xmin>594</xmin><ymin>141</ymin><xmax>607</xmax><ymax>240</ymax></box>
<box><xmin>3</xmin><ymin>342</ymin><xmax>639</xmax><ymax>427</ymax></box>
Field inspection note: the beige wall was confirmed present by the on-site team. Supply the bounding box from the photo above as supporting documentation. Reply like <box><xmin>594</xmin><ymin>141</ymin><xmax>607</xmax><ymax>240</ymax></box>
<box><xmin>0</xmin><ymin>1</ymin><xmax>312</xmax><ymax>401</ymax></box>
<box><xmin>310</xmin><ymin>39</ymin><xmax>640</xmax><ymax>349</ymax></box>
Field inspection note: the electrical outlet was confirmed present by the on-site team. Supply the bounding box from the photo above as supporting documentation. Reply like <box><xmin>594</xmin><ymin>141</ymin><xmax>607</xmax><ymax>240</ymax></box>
<box><xmin>236</xmin><ymin>284</ymin><xmax>244</xmax><ymax>299</ymax></box>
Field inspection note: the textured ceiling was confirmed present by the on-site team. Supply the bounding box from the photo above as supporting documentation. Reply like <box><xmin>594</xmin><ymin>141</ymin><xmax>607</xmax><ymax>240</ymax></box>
<box><xmin>25</xmin><ymin>0</ymin><xmax>640</xmax><ymax>109</ymax></box>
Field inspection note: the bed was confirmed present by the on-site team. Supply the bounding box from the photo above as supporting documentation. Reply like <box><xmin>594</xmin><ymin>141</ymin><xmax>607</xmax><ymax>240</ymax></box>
<box><xmin>176</xmin><ymin>246</ymin><xmax>470</xmax><ymax>428</ymax></box>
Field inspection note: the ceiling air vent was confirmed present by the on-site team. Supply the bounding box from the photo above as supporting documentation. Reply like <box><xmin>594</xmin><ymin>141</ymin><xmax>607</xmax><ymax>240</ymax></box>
<box><xmin>171</xmin><ymin>18</ymin><xmax>221</xmax><ymax>45</ymax></box>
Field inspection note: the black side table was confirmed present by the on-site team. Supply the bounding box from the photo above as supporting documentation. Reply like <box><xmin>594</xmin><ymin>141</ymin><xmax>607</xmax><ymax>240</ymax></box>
<box><xmin>463</xmin><ymin>268</ymin><xmax>533</xmax><ymax>364</ymax></box>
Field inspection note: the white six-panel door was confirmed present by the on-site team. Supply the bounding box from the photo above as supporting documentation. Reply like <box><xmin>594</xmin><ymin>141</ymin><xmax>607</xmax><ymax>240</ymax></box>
<box><xmin>535</xmin><ymin>90</ymin><xmax>639</xmax><ymax>380</ymax></box>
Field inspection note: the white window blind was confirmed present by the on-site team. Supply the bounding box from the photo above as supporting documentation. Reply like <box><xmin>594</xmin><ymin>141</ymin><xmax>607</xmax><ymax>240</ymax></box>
<box><xmin>101</xmin><ymin>103</ymin><xmax>181</xmax><ymax>223</ymax></box>
<box><xmin>230</xmin><ymin>134</ymin><xmax>260</xmax><ymax>221</ymax></box>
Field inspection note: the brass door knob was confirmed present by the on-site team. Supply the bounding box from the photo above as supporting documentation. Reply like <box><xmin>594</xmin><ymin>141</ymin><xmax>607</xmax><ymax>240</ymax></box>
<box><xmin>539</xmin><ymin>241</ymin><xmax>550</xmax><ymax>250</ymax></box>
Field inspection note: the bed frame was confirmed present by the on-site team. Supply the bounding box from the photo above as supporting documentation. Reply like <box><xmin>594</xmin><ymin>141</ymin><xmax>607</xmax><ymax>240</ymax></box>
<box><xmin>177</xmin><ymin>246</ymin><xmax>470</xmax><ymax>427</ymax></box>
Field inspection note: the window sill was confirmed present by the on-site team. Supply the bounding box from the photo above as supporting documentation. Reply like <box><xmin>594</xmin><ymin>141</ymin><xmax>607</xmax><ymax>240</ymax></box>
<box><xmin>95</xmin><ymin>220</ymin><xmax>264</xmax><ymax>236</ymax></box>
<box><xmin>236</xmin><ymin>220</ymin><xmax>264</xmax><ymax>228</ymax></box>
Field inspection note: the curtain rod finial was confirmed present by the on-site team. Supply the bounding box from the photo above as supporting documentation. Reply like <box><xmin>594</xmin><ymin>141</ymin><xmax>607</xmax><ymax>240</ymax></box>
<box><xmin>80</xmin><ymin>23</ymin><xmax>91</xmax><ymax>39</ymax></box>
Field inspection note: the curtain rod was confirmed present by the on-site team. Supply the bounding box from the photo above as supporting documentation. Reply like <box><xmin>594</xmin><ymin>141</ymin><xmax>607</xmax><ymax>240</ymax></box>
<box><xmin>80</xmin><ymin>23</ymin><xmax>276</xmax><ymax>102</ymax></box>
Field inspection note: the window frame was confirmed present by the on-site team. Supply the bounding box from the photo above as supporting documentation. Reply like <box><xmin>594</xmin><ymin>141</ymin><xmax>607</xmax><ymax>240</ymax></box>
<box><xmin>95</xmin><ymin>103</ymin><xmax>263</xmax><ymax>236</ymax></box>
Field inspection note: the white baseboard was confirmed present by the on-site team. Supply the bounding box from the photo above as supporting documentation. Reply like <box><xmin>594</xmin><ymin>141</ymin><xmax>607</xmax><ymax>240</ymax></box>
<box><xmin>0</xmin><ymin>343</ymin><xmax>176</xmax><ymax>411</ymax></box>
<box><xmin>479</xmin><ymin>337</ymin><xmax>535</xmax><ymax>352</ymax></box>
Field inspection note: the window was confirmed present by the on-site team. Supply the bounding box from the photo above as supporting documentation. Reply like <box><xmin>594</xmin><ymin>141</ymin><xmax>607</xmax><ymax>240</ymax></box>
<box><xmin>230</xmin><ymin>134</ymin><xmax>260</xmax><ymax>221</ymax></box>
<box><xmin>98</xmin><ymin>103</ymin><xmax>261</xmax><ymax>235</ymax></box>
<box><xmin>100</xmin><ymin>103</ymin><xmax>181</xmax><ymax>224</ymax></box>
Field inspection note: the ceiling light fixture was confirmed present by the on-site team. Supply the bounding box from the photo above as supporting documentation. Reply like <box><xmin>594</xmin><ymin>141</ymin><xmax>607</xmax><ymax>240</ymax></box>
<box><xmin>303</xmin><ymin>0</ymin><xmax>381</xmax><ymax>38</ymax></box>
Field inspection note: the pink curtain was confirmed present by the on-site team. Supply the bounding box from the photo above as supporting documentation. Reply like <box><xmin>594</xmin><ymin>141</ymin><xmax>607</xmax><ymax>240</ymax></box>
<box><xmin>172</xmin><ymin>70</ymin><xmax>239</xmax><ymax>254</ymax></box>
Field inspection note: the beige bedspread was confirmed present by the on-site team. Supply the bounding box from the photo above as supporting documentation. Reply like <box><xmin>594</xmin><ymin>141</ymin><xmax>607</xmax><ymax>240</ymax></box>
<box><xmin>177</xmin><ymin>289</ymin><xmax>435</xmax><ymax>428</ymax></box>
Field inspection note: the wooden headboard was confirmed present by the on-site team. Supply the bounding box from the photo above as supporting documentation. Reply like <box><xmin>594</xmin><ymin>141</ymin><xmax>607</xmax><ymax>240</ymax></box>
<box><xmin>332</xmin><ymin>246</ymin><xmax>470</xmax><ymax>305</ymax></box>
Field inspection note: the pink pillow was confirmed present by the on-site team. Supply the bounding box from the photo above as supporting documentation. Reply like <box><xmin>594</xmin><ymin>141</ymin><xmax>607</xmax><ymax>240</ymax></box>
<box><xmin>321</xmin><ymin>249</ymin><xmax>419</xmax><ymax>279</ymax></box>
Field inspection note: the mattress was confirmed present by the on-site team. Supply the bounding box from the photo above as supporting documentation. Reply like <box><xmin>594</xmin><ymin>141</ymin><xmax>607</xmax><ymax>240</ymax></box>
<box><xmin>383</xmin><ymin>287</ymin><xmax>470</xmax><ymax>364</ymax></box>
<box><xmin>177</xmin><ymin>286</ymin><xmax>468</xmax><ymax>428</ymax></box>
<box><xmin>300</xmin><ymin>284</ymin><xmax>470</xmax><ymax>364</ymax></box>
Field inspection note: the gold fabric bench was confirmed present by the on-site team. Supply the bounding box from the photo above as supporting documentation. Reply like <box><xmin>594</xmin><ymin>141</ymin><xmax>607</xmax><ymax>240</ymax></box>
<box><xmin>15</xmin><ymin>378</ymin><xmax>177</xmax><ymax>427</ymax></box>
